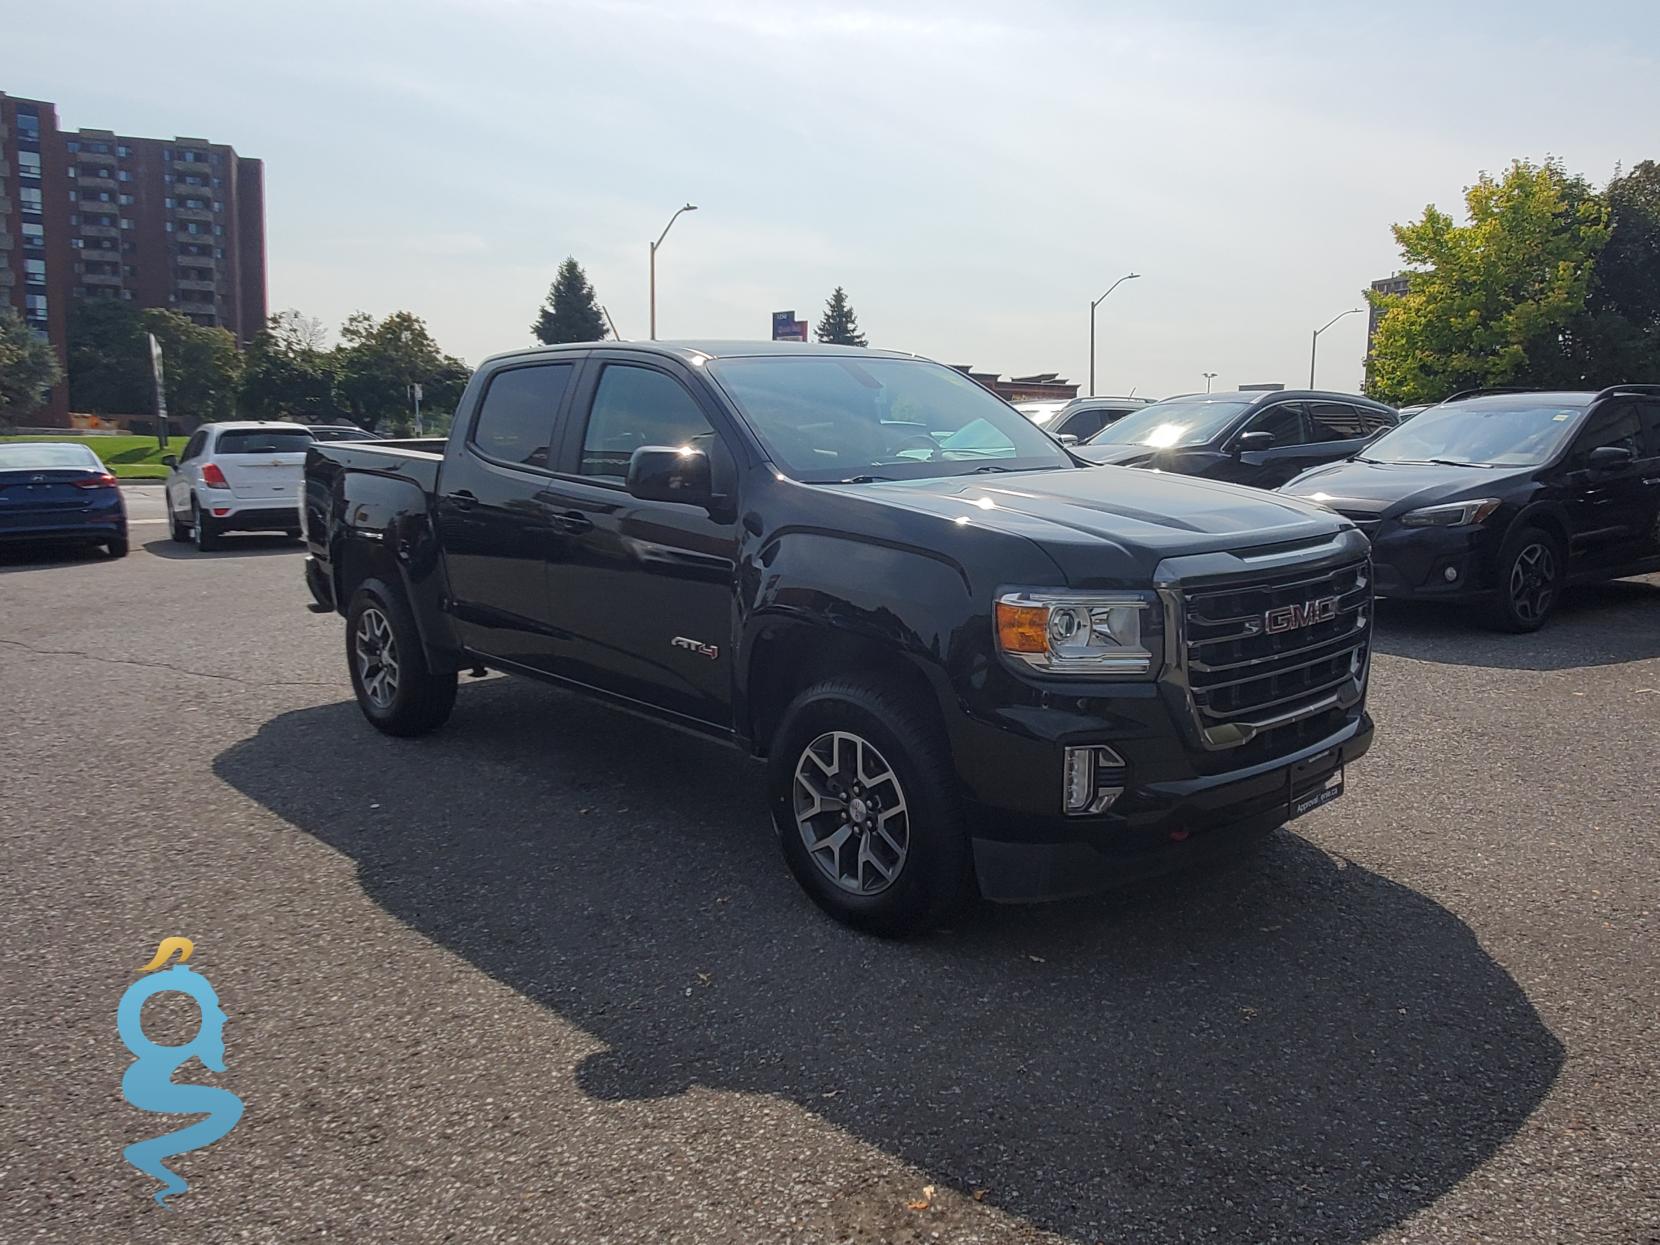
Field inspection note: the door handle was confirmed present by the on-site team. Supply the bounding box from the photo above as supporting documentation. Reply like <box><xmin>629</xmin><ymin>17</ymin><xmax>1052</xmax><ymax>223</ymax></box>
<box><xmin>1643</xmin><ymin>476</ymin><xmax>1660</xmax><ymax>486</ymax></box>
<box><xmin>447</xmin><ymin>490</ymin><xmax>478</xmax><ymax>510</ymax></box>
<box><xmin>556</xmin><ymin>509</ymin><xmax>593</xmax><ymax>534</ymax></box>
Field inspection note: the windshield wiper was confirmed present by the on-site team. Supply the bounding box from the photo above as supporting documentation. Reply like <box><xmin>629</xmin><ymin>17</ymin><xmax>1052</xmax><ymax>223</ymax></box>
<box><xmin>968</xmin><ymin>464</ymin><xmax>1013</xmax><ymax>473</ymax></box>
<box><xmin>835</xmin><ymin>474</ymin><xmax>894</xmax><ymax>484</ymax></box>
<box><xmin>1427</xmin><ymin>458</ymin><xmax>1495</xmax><ymax>468</ymax></box>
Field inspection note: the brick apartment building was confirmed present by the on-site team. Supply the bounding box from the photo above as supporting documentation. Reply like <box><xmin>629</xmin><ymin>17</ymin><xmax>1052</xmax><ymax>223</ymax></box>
<box><xmin>0</xmin><ymin>91</ymin><xmax>265</xmax><ymax>427</ymax></box>
<box><xmin>1364</xmin><ymin>273</ymin><xmax>1411</xmax><ymax>388</ymax></box>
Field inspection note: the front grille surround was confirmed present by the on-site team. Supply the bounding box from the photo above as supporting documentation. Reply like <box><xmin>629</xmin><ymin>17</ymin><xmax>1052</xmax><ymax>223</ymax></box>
<box><xmin>1157</xmin><ymin>543</ymin><xmax>1372</xmax><ymax>755</ymax></box>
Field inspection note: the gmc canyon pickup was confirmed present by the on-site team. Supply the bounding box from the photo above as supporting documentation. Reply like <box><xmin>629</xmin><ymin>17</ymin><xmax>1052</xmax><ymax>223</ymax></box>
<box><xmin>304</xmin><ymin>342</ymin><xmax>1374</xmax><ymax>933</ymax></box>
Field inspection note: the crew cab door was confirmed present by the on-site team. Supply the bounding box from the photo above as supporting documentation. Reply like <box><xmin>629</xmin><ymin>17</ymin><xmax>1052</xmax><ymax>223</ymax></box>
<box><xmin>1560</xmin><ymin>399</ymin><xmax>1658</xmax><ymax>570</ymax></box>
<box><xmin>435</xmin><ymin>359</ymin><xmax>579</xmax><ymax>666</ymax></box>
<box><xmin>537</xmin><ymin>356</ymin><xmax>740</xmax><ymax>730</ymax></box>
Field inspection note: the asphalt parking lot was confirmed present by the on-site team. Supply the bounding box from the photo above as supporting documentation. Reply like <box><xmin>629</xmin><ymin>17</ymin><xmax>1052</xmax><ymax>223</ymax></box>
<box><xmin>3</xmin><ymin>499</ymin><xmax>1658</xmax><ymax>1244</ymax></box>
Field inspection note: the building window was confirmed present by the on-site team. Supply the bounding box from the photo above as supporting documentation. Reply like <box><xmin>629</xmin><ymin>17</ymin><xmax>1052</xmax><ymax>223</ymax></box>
<box><xmin>121</xmin><ymin>289</ymin><xmax>133</xmax><ymax>300</ymax></box>
<box><xmin>164</xmin><ymin>197</ymin><xmax>174</xmax><ymax>208</ymax></box>
<box><xmin>120</xmin><ymin>218</ymin><xmax>134</xmax><ymax>230</ymax></box>
<box><xmin>67</xmin><ymin>140</ymin><xmax>80</xmax><ymax>153</ymax></box>
<box><xmin>19</xmin><ymin>186</ymin><xmax>42</xmax><ymax>209</ymax></box>
<box><xmin>214</xmin><ymin>225</ymin><xmax>223</xmax><ymax>236</ymax></box>
<box><xmin>25</xmin><ymin>293</ymin><xmax>48</xmax><ymax>316</ymax></box>
<box><xmin>17</xmin><ymin>150</ymin><xmax>41</xmax><ymax>176</ymax></box>
<box><xmin>24</xmin><ymin>259</ymin><xmax>46</xmax><ymax>279</ymax></box>
<box><xmin>117</xmin><ymin>144</ymin><xmax>131</xmax><ymax>157</ymax></box>
<box><xmin>215</xmin><ymin>247</ymin><xmax>225</xmax><ymax>259</ymax></box>
<box><xmin>118</xmin><ymin>170</ymin><xmax>131</xmax><ymax>182</ymax></box>
<box><xmin>68</xmin><ymin>189</ymin><xmax>79</xmax><ymax>201</ymax></box>
<box><xmin>16</xmin><ymin>110</ymin><xmax>40</xmax><ymax>140</ymax></box>
<box><xmin>118</xmin><ymin>193</ymin><xmax>133</xmax><ymax>205</ymax></box>
<box><xmin>164</xmin><ymin>222</ymin><xmax>174</xmax><ymax>232</ymax></box>
<box><xmin>69</xmin><ymin>238</ymin><xmax>84</xmax><ymax>249</ymax></box>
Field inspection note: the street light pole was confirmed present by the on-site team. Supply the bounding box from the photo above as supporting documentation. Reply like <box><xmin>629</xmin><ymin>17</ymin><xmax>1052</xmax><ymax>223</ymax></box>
<box><xmin>649</xmin><ymin>203</ymin><xmax>698</xmax><ymax>341</ymax></box>
<box><xmin>1089</xmin><ymin>272</ymin><xmax>1140</xmax><ymax>395</ymax></box>
<box><xmin>1202</xmin><ymin>371</ymin><xmax>1217</xmax><ymax>393</ymax></box>
<box><xmin>1309</xmin><ymin>307</ymin><xmax>1363</xmax><ymax>388</ymax></box>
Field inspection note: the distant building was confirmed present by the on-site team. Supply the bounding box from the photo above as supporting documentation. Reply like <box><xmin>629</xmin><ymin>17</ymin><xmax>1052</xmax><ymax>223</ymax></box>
<box><xmin>0</xmin><ymin>91</ymin><xmax>266</xmax><ymax>427</ymax></box>
<box><xmin>951</xmin><ymin>366</ymin><xmax>1079</xmax><ymax>403</ymax></box>
<box><xmin>1365</xmin><ymin>273</ymin><xmax>1411</xmax><ymax>387</ymax></box>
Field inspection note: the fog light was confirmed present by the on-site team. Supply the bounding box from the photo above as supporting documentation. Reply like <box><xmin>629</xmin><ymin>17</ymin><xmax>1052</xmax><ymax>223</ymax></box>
<box><xmin>1063</xmin><ymin>745</ymin><xmax>1127</xmax><ymax>815</ymax></box>
<box><xmin>1443</xmin><ymin>566</ymin><xmax>1458</xmax><ymax>582</ymax></box>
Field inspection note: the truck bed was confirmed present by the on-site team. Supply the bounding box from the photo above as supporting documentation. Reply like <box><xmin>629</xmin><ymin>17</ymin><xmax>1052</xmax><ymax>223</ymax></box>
<box><xmin>307</xmin><ymin>438</ymin><xmax>447</xmax><ymax>494</ymax></box>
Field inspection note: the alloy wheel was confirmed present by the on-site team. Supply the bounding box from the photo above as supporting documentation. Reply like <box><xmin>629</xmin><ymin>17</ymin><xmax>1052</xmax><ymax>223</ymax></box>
<box><xmin>354</xmin><ymin>607</ymin><xmax>401</xmax><ymax>710</ymax></box>
<box><xmin>1509</xmin><ymin>542</ymin><xmax>1556</xmax><ymax>624</ymax></box>
<box><xmin>793</xmin><ymin>730</ymin><xmax>910</xmax><ymax>895</ymax></box>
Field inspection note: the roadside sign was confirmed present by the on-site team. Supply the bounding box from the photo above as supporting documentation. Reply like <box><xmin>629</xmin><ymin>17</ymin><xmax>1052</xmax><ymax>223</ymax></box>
<box><xmin>772</xmin><ymin>311</ymin><xmax>807</xmax><ymax>342</ymax></box>
<box><xmin>148</xmin><ymin>333</ymin><xmax>169</xmax><ymax>447</ymax></box>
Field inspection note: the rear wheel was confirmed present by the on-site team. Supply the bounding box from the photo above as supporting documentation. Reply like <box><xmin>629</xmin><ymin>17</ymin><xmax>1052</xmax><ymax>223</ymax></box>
<box><xmin>191</xmin><ymin>502</ymin><xmax>222</xmax><ymax>552</ymax></box>
<box><xmin>346</xmin><ymin>579</ymin><xmax>456</xmax><ymax>736</ymax></box>
<box><xmin>1487</xmin><ymin>525</ymin><xmax>1562</xmax><ymax>633</ymax></box>
<box><xmin>769</xmin><ymin>676</ymin><xmax>972</xmax><ymax>936</ymax></box>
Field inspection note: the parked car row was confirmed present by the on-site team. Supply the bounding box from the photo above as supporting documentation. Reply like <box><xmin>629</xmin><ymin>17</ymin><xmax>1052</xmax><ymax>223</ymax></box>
<box><xmin>1012</xmin><ymin>383</ymin><xmax>1660</xmax><ymax>632</ymax></box>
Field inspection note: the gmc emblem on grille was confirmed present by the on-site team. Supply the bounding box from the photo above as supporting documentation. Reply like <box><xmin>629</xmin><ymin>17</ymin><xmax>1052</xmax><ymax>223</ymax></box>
<box><xmin>1264</xmin><ymin>595</ymin><xmax>1339</xmax><ymax>634</ymax></box>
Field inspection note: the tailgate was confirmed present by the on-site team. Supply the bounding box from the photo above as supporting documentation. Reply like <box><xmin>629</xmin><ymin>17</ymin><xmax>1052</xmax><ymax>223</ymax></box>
<box><xmin>219</xmin><ymin>452</ymin><xmax>307</xmax><ymax>501</ymax></box>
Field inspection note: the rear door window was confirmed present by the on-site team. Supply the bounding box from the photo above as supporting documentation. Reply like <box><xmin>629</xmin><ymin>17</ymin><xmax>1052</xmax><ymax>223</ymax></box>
<box><xmin>1634</xmin><ymin>400</ymin><xmax>1660</xmax><ymax>458</ymax></box>
<box><xmin>1308</xmin><ymin>402</ymin><xmax>1368</xmax><ymax>442</ymax></box>
<box><xmin>470</xmin><ymin>363</ymin><xmax>575</xmax><ymax>469</ymax></box>
<box><xmin>216</xmin><ymin>429</ymin><xmax>315</xmax><ymax>454</ymax></box>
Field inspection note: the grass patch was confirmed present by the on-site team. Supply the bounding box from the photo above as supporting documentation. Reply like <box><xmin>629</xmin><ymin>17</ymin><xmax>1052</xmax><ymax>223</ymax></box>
<box><xmin>0</xmin><ymin>434</ymin><xmax>188</xmax><ymax>479</ymax></box>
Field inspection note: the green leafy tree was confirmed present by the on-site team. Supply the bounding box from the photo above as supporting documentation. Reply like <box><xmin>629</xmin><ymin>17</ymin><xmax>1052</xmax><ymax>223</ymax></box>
<box><xmin>815</xmin><ymin>286</ymin><xmax>867</xmax><ymax>346</ymax></box>
<box><xmin>333</xmin><ymin>310</ymin><xmax>471</xmax><ymax>434</ymax></box>
<box><xmin>531</xmin><ymin>257</ymin><xmax>607</xmax><ymax>344</ymax></box>
<box><xmin>0</xmin><ymin>307</ymin><xmax>65</xmax><ymax>426</ymax></box>
<box><xmin>67</xmin><ymin>301</ymin><xmax>240</xmax><ymax>420</ymax></box>
<box><xmin>241</xmin><ymin>310</ymin><xmax>340</xmax><ymax>421</ymax></box>
<box><xmin>1365</xmin><ymin>159</ymin><xmax>1610</xmax><ymax>405</ymax></box>
<box><xmin>67</xmin><ymin>300</ymin><xmax>151</xmax><ymax>414</ymax></box>
<box><xmin>142</xmin><ymin>309</ymin><xmax>242</xmax><ymax>421</ymax></box>
<box><xmin>1584</xmin><ymin>160</ymin><xmax>1660</xmax><ymax>378</ymax></box>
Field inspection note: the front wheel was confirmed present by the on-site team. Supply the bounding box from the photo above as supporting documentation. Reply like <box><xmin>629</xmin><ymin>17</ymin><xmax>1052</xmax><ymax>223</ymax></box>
<box><xmin>769</xmin><ymin>676</ymin><xmax>972</xmax><ymax>936</ymax></box>
<box><xmin>1486</xmin><ymin>526</ymin><xmax>1563</xmax><ymax>633</ymax></box>
<box><xmin>346</xmin><ymin>579</ymin><xmax>457</xmax><ymax>736</ymax></box>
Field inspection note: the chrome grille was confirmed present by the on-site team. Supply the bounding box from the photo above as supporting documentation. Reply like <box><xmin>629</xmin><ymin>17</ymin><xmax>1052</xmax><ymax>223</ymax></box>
<box><xmin>1180</xmin><ymin>557</ymin><xmax>1371</xmax><ymax>748</ymax></box>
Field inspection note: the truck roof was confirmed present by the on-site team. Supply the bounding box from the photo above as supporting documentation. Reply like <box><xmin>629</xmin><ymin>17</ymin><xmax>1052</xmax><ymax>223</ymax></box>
<box><xmin>478</xmin><ymin>340</ymin><xmax>919</xmax><ymax>367</ymax></box>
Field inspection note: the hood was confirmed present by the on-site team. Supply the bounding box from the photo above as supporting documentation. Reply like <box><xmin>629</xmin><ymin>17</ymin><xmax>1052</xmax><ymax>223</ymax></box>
<box><xmin>829</xmin><ymin>465</ymin><xmax>1344</xmax><ymax>585</ymax></box>
<box><xmin>1074</xmin><ymin>443</ymin><xmax>1156</xmax><ymax>468</ymax></box>
<box><xmin>1282</xmin><ymin>458</ymin><xmax>1523</xmax><ymax>517</ymax></box>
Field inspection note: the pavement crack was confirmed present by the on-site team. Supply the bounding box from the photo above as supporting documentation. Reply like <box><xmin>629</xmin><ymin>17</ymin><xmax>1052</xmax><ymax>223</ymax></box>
<box><xmin>0</xmin><ymin>637</ymin><xmax>339</xmax><ymax>688</ymax></box>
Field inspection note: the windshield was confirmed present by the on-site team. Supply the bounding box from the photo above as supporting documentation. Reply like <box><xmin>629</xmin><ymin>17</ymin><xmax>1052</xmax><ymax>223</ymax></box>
<box><xmin>1085</xmin><ymin>399</ymin><xmax>1251</xmax><ymax>448</ymax></box>
<box><xmin>707</xmin><ymin>356</ymin><xmax>1074</xmax><ymax>482</ymax></box>
<box><xmin>216</xmin><ymin>429</ymin><xmax>315</xmax><ymax>455</ymax></box>
<box><xmin>1362</xmin><ymin>399</ymin><xmax>1586</xmax><ymax>466</ymax></box>
<box><xmin>0</xmin><ymin>443</ymin><xmax>102</xmax><ymax>469</ymax></box>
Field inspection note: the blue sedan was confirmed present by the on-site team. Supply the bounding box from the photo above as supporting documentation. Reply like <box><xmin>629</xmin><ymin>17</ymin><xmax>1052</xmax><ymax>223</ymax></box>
<box><xmin>0</xmin><ymin>442</ymin><xmax>128</xmax><ymax>557</ymax></box>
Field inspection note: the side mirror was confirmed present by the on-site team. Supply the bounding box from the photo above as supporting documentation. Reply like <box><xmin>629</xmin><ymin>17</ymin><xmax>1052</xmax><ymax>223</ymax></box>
<box><xmin>626</xmin><ymin>445</ymin><xmax>712</xmax><ymax>506</ymax></box>
<box><xmin>161</xmin><ymin>454</ymin><xmax>179</xmax><ymax>469</ymax></box>
<box><xmin>1056</xmin><ymin>433</ymin><xmax>1080</xmax><ymax>447</ymax></box>
<box><xmin>1587</xmin><ymin>444</ymin><xmax>1635</xmax><ymax>472</ymax></box>
<box><xmin>1235</xmin><ymin>431</ymin><xmax>1276</xmax><ymax>454</ymax></box>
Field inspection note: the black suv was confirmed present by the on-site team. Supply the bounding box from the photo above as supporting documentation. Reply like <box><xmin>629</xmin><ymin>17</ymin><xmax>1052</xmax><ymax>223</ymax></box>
<box><xmin>1282</xmin><ymin>386</ymin><xmax>1660</xmax><ymax>630</ymax></box>
<box><xmin>1076</xmin><ymin>390</ymin><xmax>1398</xmax><ymax>489</ymax></box>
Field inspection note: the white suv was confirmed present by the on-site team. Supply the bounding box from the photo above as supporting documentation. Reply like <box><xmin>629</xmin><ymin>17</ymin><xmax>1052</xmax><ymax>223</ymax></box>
<box><xmin>164</xmin><ymin>422</ymin><xmax>314</xmax><ymax>551</ymax></box>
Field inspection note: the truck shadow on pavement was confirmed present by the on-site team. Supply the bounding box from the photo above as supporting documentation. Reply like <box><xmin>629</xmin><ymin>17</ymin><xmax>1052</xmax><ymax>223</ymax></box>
<box><xmin>140</xmin><ymin>536</ymin><xmax>304</xmax><ymax>560</ymax></box>
<box><xmin>215</xmin><ymin>681</ymin><xmax>1563</xmax><ymax>1244</ymax></box>
<box><xmin>1372</xmin><ymin>575</ymin><xmax>1660</xmax><ymax>670</ymax></box>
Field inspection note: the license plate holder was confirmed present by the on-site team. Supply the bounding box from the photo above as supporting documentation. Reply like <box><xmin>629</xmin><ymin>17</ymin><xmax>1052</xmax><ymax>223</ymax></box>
<box><xmin>1290</xmin><ymin>761</ymin><xmax>1344</xmax><ymax>820</ymax></box>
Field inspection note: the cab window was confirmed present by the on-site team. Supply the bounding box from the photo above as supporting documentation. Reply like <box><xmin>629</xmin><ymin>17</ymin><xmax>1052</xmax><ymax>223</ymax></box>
<box><xmin>470</xmin><ymin>363</ymin><xmax>574</xmax><ymax>469</ymax></box>
<box><xmin>1569</xmin><ymin>402</ymin><xmax>1643</xmax><ymax>469</ymax></box>
<box><xmin>1243</xmin><ymin>403</ymin><xmax>1308</xmax><ymax>447</ymax></box>
<box><xmin>578</xmin><ymin>364</ymin><xmax>721</xmax><ymax>482</ymax></box>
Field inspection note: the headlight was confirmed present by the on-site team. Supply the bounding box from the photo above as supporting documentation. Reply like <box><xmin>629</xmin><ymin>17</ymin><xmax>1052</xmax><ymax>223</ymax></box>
<box><xmin>995</xmin><ymin>590</ymin><xmax>1163</xmax><ymax>677</ymax></box>
<box><xmin>1399</xmin><ymin>498</ymin><xmax>1501</xmax><ymax>527</ymax></box>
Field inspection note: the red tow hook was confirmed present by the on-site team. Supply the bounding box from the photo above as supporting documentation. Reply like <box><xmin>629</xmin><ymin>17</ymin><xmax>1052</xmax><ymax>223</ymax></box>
<box><xmin>1169</xmin><ymin>829</ymin><xmax>1191</xmax><ymax>842</ymax></box>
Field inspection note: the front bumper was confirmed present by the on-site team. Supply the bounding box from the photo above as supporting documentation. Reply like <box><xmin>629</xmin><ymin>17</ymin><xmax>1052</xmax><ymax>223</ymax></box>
<box><xmin>1368</xmin><ymin>522</ymin><xmax>1501</xmax><ymax>601</ymax></box>
<box><xmin>966</xmin><ymin>713</ymin><xmax>1372</xmax><ymax>901</ymax></box>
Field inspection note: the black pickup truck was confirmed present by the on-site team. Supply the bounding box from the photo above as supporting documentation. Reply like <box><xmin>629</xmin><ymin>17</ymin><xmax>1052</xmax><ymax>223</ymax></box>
<box><xmin>304</xmin><ymin>342</ymin><xmax>1374</xmax><ymax>933</ymax></box>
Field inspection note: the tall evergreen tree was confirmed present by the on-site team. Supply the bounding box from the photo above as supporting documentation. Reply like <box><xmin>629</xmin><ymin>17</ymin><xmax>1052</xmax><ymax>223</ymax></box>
<box><xmin>815</xmin><ymin>286</ymin><xmax>867</xmax><ymax>347</ymax></box>
<box><xmin>532</xmin><ymin>258</ymin><xmax>608</xmax><ymax>344</ymax></box>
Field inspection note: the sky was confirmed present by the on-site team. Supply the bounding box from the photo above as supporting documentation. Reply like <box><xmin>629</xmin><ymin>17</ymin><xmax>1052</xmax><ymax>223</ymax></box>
<box><xmin>7</xmin><ymin>0</ymin><xmax>1659</xmax><ymax>397</ymax></box>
